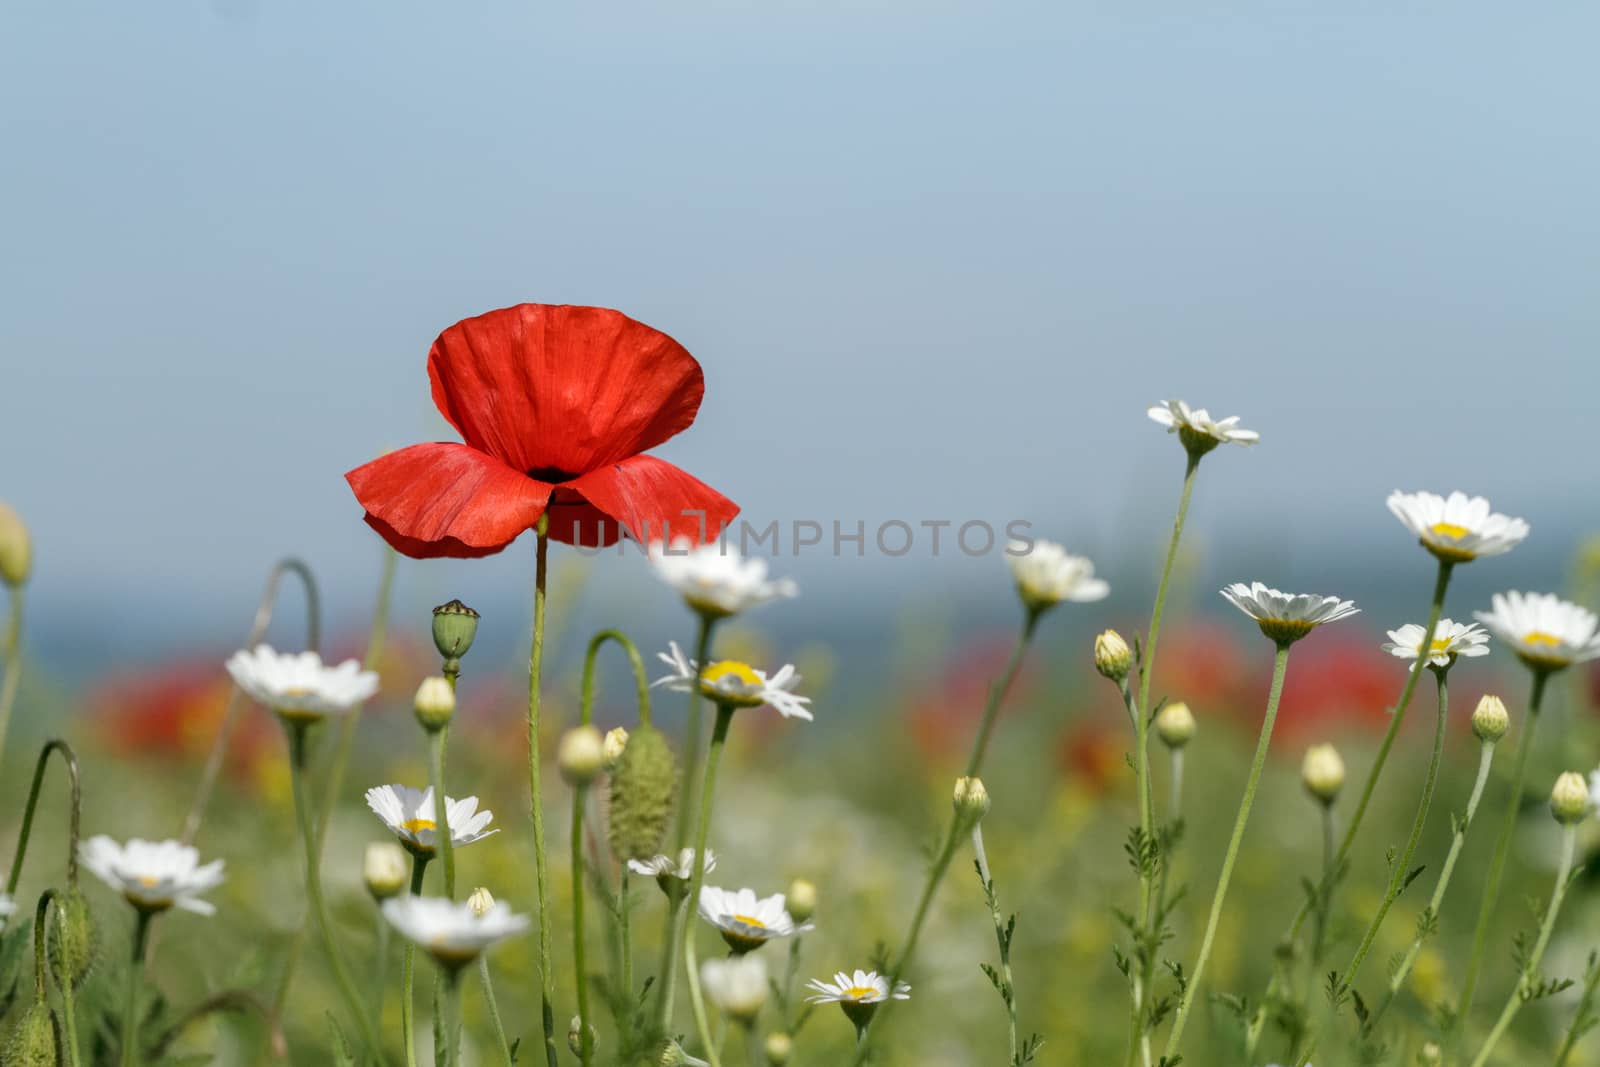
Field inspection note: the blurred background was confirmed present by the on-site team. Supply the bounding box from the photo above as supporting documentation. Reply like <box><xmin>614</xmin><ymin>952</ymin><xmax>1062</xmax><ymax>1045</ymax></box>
<box><xmin>3</xmin><ymin>3</ymin><xmax>1600</xmax><ymax>1064</ymax></box>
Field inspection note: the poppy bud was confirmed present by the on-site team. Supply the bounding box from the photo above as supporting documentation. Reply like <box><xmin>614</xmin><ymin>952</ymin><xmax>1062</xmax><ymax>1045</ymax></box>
<box><xmin>559</xmin><ymin>725</ymin><xmax>605</xmax><ymax>786</ymax></box>
<box><xmin>1550</xmin><ymin>771</ymin><xmax>1591</xmax><ymax>825</ymax></box>
<box><xmin>6</xmin><ymin>1005</ymin><xmax>57</xmax><ymax>1067</ymax></box>
<box><xmin>413</xmin><ymin>676</ymin><xmax>456</xmax><ymax>733</ymax></box>
<box><xmin>764</xmin><ymin>1033</ymin><xmax>793</xmax><ymax>1065</ymax></box>
<box><xmin>468</xmin><ymin>886</ymin><xmax>495</xmax><ymax>917</ymax></box>
<box><xmin>785</xmin><ymin>878</ymin><xmax>817</xmax><ymax>924</ymax></box>
<box><xmin>1471</xmin><ymin>694</ymin><xmax>1509</xmax><ymax>744</ymax></box>
<box><xmin>1094</xmin><ymin>630</ymin><xmax>1133</xmax><ymax>682</ymax></box>
<box><xmin>1154</xmin><ymin>701</ymin><xmax>1196</xmax><ymax>749</ymax></box>
<box><xmin>0</xmin><ymin>502</ymin><xmax>31</xmax><ymax>589</ymax></box>
<box><xmin>953</xmin><ymin>776</ymin><xmax>991</xmax><ymax>827</ymax></box>
<box><xmin>1301</xmin><ymin>744</ymin><xmax>1345</xmax><ymax>805</ymax></box>
<box><xmin>364</xmin><ymin>843</ymin><xmax>408</xmax><ymax>900</ymax></box>
<box><xmin>47</xmin><ymin>887</ymin><xmax>97</xmax><ymax>992</ymax></box>
<box><xmin>431</xmin><ymin>599</ymin><xmax>480</xmax><ymax>668</ymax></box>
<box><xmin>608</xmin><ymin>724</ymin><xmax>678</xmax><ymax>862</ymax></box>
<box><xmin>602</xmin><ymin>727</ymin><xmax>629</xmax><ymax>771</ymax></box>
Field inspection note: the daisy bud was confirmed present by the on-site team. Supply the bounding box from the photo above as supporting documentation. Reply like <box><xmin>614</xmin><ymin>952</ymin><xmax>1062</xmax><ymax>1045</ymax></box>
<box><xmin>1550</xmin><ymin>771</ymin><xmax>1590</xmax><ymax>825</ymax></box>
<box><xmin>468</xmin><ymin>886</ymin><xmax>495</xmax><ymax>918</ymax></box>
<box><xmin>1094</xmin><ymin>630</ymin><xmax>1133</xmax><ymax>682</ymax></box>
<box><xmin>953</xmin><ymin>776</ymin><xmax>991</xmax><ymax>826</ymax></box>
<box><xmin>412</xmin><ymin>676</ymin><xmax>456</xmax><ymax>733</ymax></box>
<box><xmin>0</xmin><ymin>503</ymin><xmax>30</xmax><ymax>589</ymax></box>
<box><xmin>5</xmin><ymin>1004</ymin><xmax>56</xmax><ymax>1067</ymax></box>
<box><xmin>608</xmin><ymin>724</ymin><xmax>678</xmax><ymax>862</ymax></box>
<box><xmin>1154</xmin><ymin>701</ymin><xmax>1196</xmax><ymax>749</ymax></box>
<box><xmin>602</xmin><ymin>727</ymin><xmax>630</xmax><ymax>771</ymax></box>
<box><xmin>785</xmin><ymin>878</ymin><xmax>817</xmax><ymax>924</ymax></box>
<box><xmin>47</xmin><ymin>887</ymin><xmax>97</xmax><ymax>992</ymax></box>
<box><xmin>431</xmin><ymin>598</ymin><xmax>480</xmax><ymax>665</ymax></box>
<box><xmin>568</xmin><ymin>1015</ymin><xmax>597</xmax><ymax>1058</ymax></box>
<box><xmin>1419</xmin><ymin>1042</ymin><xmax>1442</xmax><ymax>1066</ymax></box>
<box><xmin>764</xmin><ymin>1033</ymin><xmax>793</xmax><ymax>1065</ymax></box>
<box><xmin>1300</xmin><ymin>744</ymin><xmax>1345</xmax><ymax>805</ymax></box>
<box><xmin>364</xmin><ymin>842</ymin><xmax>409</xmax><ymax>900</ymax></box>
<box><xmin>1471</xmin><ymin>694</ymin><xmax>1509</xmax><ymax>744</ymax></box>
<box><xmin>558</xmin><ymin>725</ymin><xmax>606</xmax><ymax>786</ymax></box>
<box><xmin>657</xmin><ymin>1039</ymin><xmax>709</xmax><ymax>1067</ymax></box>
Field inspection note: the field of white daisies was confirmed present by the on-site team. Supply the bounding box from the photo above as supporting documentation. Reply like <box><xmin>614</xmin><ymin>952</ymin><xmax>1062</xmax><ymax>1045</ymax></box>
<box><xmin>3</xmin><ymin>306</ymin><xmax>1600</xmax><ymax>1067</ymax></box>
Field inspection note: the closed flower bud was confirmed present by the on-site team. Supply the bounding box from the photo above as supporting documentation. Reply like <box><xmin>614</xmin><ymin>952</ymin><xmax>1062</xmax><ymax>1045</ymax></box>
<box><xmin>603</xmin><ymin>727</ymin><xmax>629</xmax><ymax>770</ymax></box>
<box><xmin>47</xmin><ymin>887</ymin><xmax>96</xmax><ymax>991</ymax></box>
<box><xmin>468</xmin><ymin>886</ymin><xmax>495</xmax><ymax>917</ymax></box>
<box><xmin>1471</xmin><ymin>694</ymin><xmax>1509</xmax><ymax>744</ymax></box>
<box><xmin>1550</xmin><ymin>771</ymin><xmax>1590</xmax><ymax>825</ymax></box>
<box><xmin>431</xmin><ymin>599</ymin><xmax>480</xmax><ymax>664</ymax></box>
<box><xmin>657</xmin><ymin>1039</ymin><xmax>709</xmax><ymax>1067</ymax></box>
<box><xmin>1419</xmin><ymin>1042</ymin><xmax>1442</xmax><ymax>1066</ymax></box>
<box><xmin>364</xmin><ymin>842</ymin><xmax>409</xmax><ymax>900</ymax></box>
<box><xmin>0</xmin><ymin>503</ymin><xmax>31</xmax><ymax>589</ymax></box>
<box><xmin>785</xmin><ymin>878</ymin><xmax>817</xmax><ymax>924</ymax></box>
<box><xmin>764</xmin><ymin>1032</ymin><xmax>793</xmax><ymax>1065</ymax></box>
<box><xmin>1154</xmin><ymin>701</ymin><xmax>1196</xmax><ymax>749</ymax></box>
<box><xmin>5</xmin><ymin>1005</ymin><xmax>57</xmax><ymax>1067</ymax></box>
<box><xmin>608</xmin><ymin>724</ymin><xmax>678</xmax><ymax>861</ymax></box>
<box><xmin>412</xmin><ymin>676</ymin><xmax>456</xmax><ymax>733</ymax></box>
<box><xmin>1094</xmin><ymin>630</ymin><xmax>1133</xmax><ymax>681</ymax></box>
<box><xmin>1301</xmin><ymin>744</ymin><xmax>1345</xmax><ymax>805</ymax></box>
<box><xmin>559</xmin><ymin>725</ymin><xmax>606</xmax><ymax>786</ymax></box>
<box><xmin>953</xmin><ymin>776</ymin><xmax>991</xmax><ymax>825</ymax></box>
<box><xmin>568</xmin><ymin>1015</ymin><xmax>596</xmax><ymax>1058</ymax></box>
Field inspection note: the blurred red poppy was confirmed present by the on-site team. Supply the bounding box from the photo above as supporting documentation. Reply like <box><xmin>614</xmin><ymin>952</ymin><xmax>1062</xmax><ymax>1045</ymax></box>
<box><xmin>347</xmin><ymin>304</ymin><xmax>739</xmax><ymax>557</ymax></box>
<box><xmin>1260</xmin><ymin>629</ymin><xmax>1397</xmax><ymax>743</ymax></box>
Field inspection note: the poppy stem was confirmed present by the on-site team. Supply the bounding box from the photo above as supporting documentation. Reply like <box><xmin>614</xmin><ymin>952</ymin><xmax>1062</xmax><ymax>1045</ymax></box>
<box><xmin>0</xmin><ymin>584</ymin><xmax>23</xmax><ymax>773</ymax></box>
<box><xmin>526</xmin><ymin>525</ymin><xmax>560</xmax><ymax>1067</ymax></box>
<box><xmin>429</xmin><ymin>729</ymin><xmax>456</xmax><ymax>899</ymax></box>
<box><xmin>5</xmin><ymin>738</ymin><xmax>81</xmax><ymax>896</ymax></box>
<box><xmin>570</xmin><ymin>778</ymin><xmax>593</xmax><ymax>1067</ymax></box>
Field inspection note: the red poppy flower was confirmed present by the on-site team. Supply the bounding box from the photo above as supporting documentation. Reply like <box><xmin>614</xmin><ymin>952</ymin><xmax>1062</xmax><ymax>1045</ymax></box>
<box><xmin>347</xmin><ymin>303</ymin><xmax>739</xmax><ymax>557</ymax></box>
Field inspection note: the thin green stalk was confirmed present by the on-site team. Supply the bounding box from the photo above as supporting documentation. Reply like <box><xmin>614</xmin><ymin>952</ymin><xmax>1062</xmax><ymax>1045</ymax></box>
<box><xmin>0</xmin><ymin>586</ymin><xmax>23</xmax><ymax>771</ymax></box>
<box><xmin>121</xmin><ymin>909</ymin><xmax>153</xmax><ymax>1067</ymax></box>
<box><xmin>429</xmin><ymin>729</ymin><xmax>456</xmax><ymax>899</ymax></box>
<box><xmin>402</xmin><ymin>857</ymin><xmax>429</xmax><ymax>1067</ymax></box>
<box><xmin>619</xmin><ymin>869</ymin><xmax>634</xmax><ymax>1024</ymax></box>
<box><xmin>6</xmin><ymin>738</ymin><xmax>81</xmax><ymax>895</ymax></box>
<box><xmin>966</xmin><ymin>610</ymin><xmax>1041</xmax><ymax>776</ymax></box>
<box><xmin>478</xmin><ymin>954</ymin><xmax>515</xmax><ymax>1067</ymax></box>
<box><xmin>745</xmin><ymin>1022</ymin><xmax>763</xmax><ymax>1067</ymax></box>
<box><xmin>1370</xmin><ymin>739</ymin><xmax>1496</xmax><ymax>1030</ymax></box>
<box><xmin>371</xmin><ymin>910</ymin><xmax>391</xmax><ymax>1025</ymax></box>
<box><xmin>682</xmin><ymin>704</ymin><xmax>736</xmax><ymax>1067</ymax></box>
<box><xmin>523</xmin><ymin>526</ymin><xmax>559</xmax><ymax>1067</ymax></box>
<box><xmin>1468</xmin><ymin>823</ymin><xmax>1578</xmax><ymax>1067</ymax></box>
<box><xmin>571</xmin><ymin>780</ymin><xmax>594</xmax><ymax>1066</ymax></box>
<box><xmin>443</xmin><ymin>969</ymin><xmax>464</xmax><ymax>1067</ymax></box>
<box><xmin>1163</xmin><ymin>642</ymin><xmax>1292</xmax><ymax>1060</ymax></box>
<box><xmin>1553</xmin><ymin>951</ymin><xmax>1600</xmax><ymax>1067</ymax></box>
<box><xmin>286</xmin><ymin>721</ymin><xmax>387</xmax><ymax>1064</ymax></box>
<box><xmin>1458</xmin><ymin>669</ymin><xmax>1550</xmax><ymax>1028</ymax></box>
<box><xmin>1117</xmin><ymin>672</ymin><xmax>1152</xmax><ymax>1067</ymax></box>
<box><xmin>1136</xmin><ymin>451</ymin><xmax>1200</xmax><ymax>728</ymax></box>
<box><xmin>973</xmin><ymin>825</ymin><xmax>1020</xmax><ymax>1065</ymax></box>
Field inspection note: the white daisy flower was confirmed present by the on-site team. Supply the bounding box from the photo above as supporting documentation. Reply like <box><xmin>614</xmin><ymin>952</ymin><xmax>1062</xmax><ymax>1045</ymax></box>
<box><xmin>1386</xmin><ymin>490</ymin><xmax>1530</xmax><ymax>564</ymax></box>
<box><xmin>1221</xmin><ymin>582</ymin><xmax>1359</xmax><ymax>645</ymax></box>
<box><xmin>1006</xmin><ymin>539</ymin><xmax>1110</xmax><ymax>613</ymax></box>
<box><xmin>364</xmin><ymin>784</ymin><xmax>498</xmax><ymax>857</ymax></box>
<box><xmin>805</xmin><ymin>969</ymin><xmax>911</xmax><ymax>1028</ymax></box>
<box><xmin>698</xmin><ymin>885</ymin><xmax>814</xmax><ymax>954</ymax></box>
<box><xmin>225</xmin><ymin>645</ymin><xmax>379</xmax><ymax>723</ymax></box>
<box><xmin>79</xmin><ymin>836</ymin><xmax>224</xmax><ymax>916</ymax></box>
<box><xmin>627</xmin><ymin>848</ymin><xmax>716</xmax><ymax>886</ymax></box>
<box><xmin>653</xmin><ymin>643</ymin><xmax>812</xmax><ymax>720</ymax></box>
<box><xmin>381</xmin><ymin>894</ymin><xmax>530</xmax><ymax>970</ymax></box>
<box><xmin>650</xmin><ymin>539</ymin><xmax>797</xmax><ymax>619</ymax></box>
<box><xmin>1381</xmin><ymin>619</ymin><xmax>1490</xmax><ymax>668</ymax></box>
<box><xmin>1474</xmin><ymin>592</ymin><xmax>1600</xmax><ymax>673</ymax></box>
<box><xmin>700</xmin><ymin>954</ymin><xmax>769</xmax><ymax>1023</ymax></box>
<box><xmin>1148</xmin><ymin>399</ymin><xmax>1259</xmax><ymax>454</ymax></box>
<box><xmin>0</xmin><ymin>893</ymin><xmax>14</xmax><ymax>932</ymax></box>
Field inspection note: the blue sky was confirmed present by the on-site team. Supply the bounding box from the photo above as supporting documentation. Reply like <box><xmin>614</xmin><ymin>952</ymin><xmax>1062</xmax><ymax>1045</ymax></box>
<box><xmin>2</xmin><ymin>3</ymin><xmax>1596</xmax><ymax>666</ymax></box>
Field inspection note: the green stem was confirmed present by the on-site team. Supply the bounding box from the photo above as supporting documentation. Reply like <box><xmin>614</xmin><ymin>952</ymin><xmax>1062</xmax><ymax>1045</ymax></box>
<box><xmin>121</xmin><ymin>909</ymin><xmax>153</xmax><ymax>1067</ymax></box>
<box><xmin>5</xmin><ymin>738</ymin><xmax>81</xmax><ymax>895</ymax></box>
<box><xmin>429</xmin><ymin>729</ymin><xmax>456</xmax><ymax>899</ymax></box>
<box><xmin>620</xmin><ymin>869</ymin><xmax>634</xmax><ymax>1027</ymax></box>
<box><xmin>526</xmin><ymin>526</ymin><xmax>559</xmax><ymax>1067</ymax></box>
<box><xmin>581</xmin><ymin>629</ymin><xmax>653</xmax><ymax>728</ymax></box>
<box><xmin>966</xmin><ymin>610</ymin><xmax>1041</xmax><ymax>776</ymax></box>
<box><xmin>973</xmin><ymin>826</ymin><xmax>1020</xmax><ymax>1066</ymax></box>
<box><xmin>1370</xmin><ymin>739</ymin><xmax>1497</xmax><ymax>1030</ymax></box>
<box><xmin>0</xmin><ymin>586</ymin><xmax>22</xmax><ymax>773</ymax></box>
<box><xmin>1136</xmin><ymin>451</ymin><xmax>1200</xmax><ymax>727</ymax></box>
<box><xmin>682</xmin><ymin>704</ymin><xmax>736</xmax><ymax>1067</ymax></box>
<box><xmin>1468</xmin><ymin>824</ymin><xmax>1578</xmax><ymax>1067</ymax></box>
<box><xmin>572</xmin><ymin>781</ymin><xmax>594</xmax><ymax>1066</ymax></box>
<box><xmin>1119</xmin><ymin>672</ymin><xmax>1153</xmax><ymax>1067</ymax></box>
<box><xmin>443</xmin><ymin>969</ymin><xmax>463</xmax><ymax>1067</ymax></box>
<box><xmin>1553</xmin><ymin>952</ymin><xmax>1600</xmax><ymax>1067</ymax></box>
<box><xmin>287</xmin><ymin>721</ymin><xmax>387</xmax><ymax>1064</ymax></box>
<box><xmin>478</xmin><ymin>954</ymin><xmax>515</xmax><ymax>1067</ymax></box>
<box><xmin>401</xmin><ymin>856</ymin><xmax>429</xmax><ymax>1067</ymax></box>
<box><xmin>371</xmin><ymin>909</ymin><xmax>391</xmax><ymax>1026</ymax></box>
<box><xmin>1458</xmin><ymin>669</ymin><xmax>1550</xmax><ymax>1029</ymax></box>
<box><xmin>1163</xmin><ymin>642</ymin><xmax>1292</xmax><ymax>1060</ymax></box>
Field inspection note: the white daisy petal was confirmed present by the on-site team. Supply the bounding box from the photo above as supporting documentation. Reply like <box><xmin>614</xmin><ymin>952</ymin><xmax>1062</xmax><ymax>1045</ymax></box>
<box><xmin>652</xmin><ymin>649</ymin><xmax>814</xmax><ymax>721</ymax></box>
<box><xmin>1148</xmin><ymin>399</ymin><xmax>1259</xmax><ymax>451</ymax></box>
<box><xmin>382</xmin><ymin>894</ymin><xmax>530</xmax><ymax>967</ymax></box>
<box><xmin>78</xmin><ymin>835</ymin><xmax>224</xmax><ymax>916</ymax></box>
<box><xmin>698</xmin><ymin>885</ymin><xmax>814</xmax><ymax>952</ymax></box>
<box><xmin>1221</xmin><ymin>581</ymin><xmax>1358</xmax><ymax>645</ymax></box>
<box><xmin>225</xmin><ymin>645</ymin><xmax>380</xmax><ymax>723</ymax></box>
<box><xmin>1475</xmin><ymin>592</ymin><xmax>1600</xmax><ymax>673</ymax></box>
<box><xmin>1386</xmin><ymin>490</ymin><xmax>1529</xmax><ymax>564</ymax></box>
<box><xmin>1007</xmin><ymin>539</ymin><xmax>1109</xmax><ymax>612</ymax></box>
<box><xmin>365</xmin><ymin>784</ymin><xmax>501</xmax><ymax>856</ymax></box>
<box><xmin>650</xmin><ymin>540</ymin><xmax>797</xmax><ymax>618</ymax></box>
<box><xmin>1380</xmin><ymin>619</ymin><xmax>1490</xmax><ymax>668</ymax></box>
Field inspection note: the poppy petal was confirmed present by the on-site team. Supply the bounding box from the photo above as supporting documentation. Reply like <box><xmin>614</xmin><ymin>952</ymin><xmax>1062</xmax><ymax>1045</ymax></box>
<box><xmin>562</xmin><ymin>455</ymin><xmax>738</xmax><ymax>547</ymax></box>
<box><xmin>346</xmin><ymin>443</ymin><xmax>553</xmax><ymax>559</ymax></box>
<box><xmin>428</xmin><ymin>304</ymin><xmax>705</xmax><ymax>476</ymax></box>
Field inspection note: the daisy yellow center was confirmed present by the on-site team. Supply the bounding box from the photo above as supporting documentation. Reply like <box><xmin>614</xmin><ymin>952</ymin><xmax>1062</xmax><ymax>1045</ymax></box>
<box><xmin>843</xmin><ymin>986</ymin><xmax>878</xmax><ymax>1000</ymax></box>
<box><xmin>284</xmin><ymin>686</ymin><xmax>312</xmax><ymax>697</ymax></box>
<box><xmin>703</xmin><ymin>661</ymin><xmax>761</xmax><ymax>688</ymax></box>
<box><xmin>732</xmin><ymin>914</ymin><xmax>767</xmax><ymax>929</ymax></box>
<box><xmin>1428</xmin><ymin>521</ymin><xmax>1471</xmax><ymax>540</ymax></box>
<box><xmin>401</xmin><ymin>817</ymin><xmax>438</xmax><ymax>834</ymax></box>
<box><xmin>136</xmin><ymin>875</ymin><xmax>161</xmax><ymax>888</ymax></box>
<box><xmin>1522</xmin><ymin>631</ymin><xmax>1563</xmax><ymax>648</ymax></box>
<box><xmin>1429</xmin><ymin>638</ymin><xmax>1453</xmax><ymax>654</ymax></box>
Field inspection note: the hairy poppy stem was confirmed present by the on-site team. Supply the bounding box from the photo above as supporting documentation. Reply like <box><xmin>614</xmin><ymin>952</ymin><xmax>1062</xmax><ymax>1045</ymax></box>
<box><xmin>526</xmin><ymin>525</ymin><xmax>560</xmax><ymax>1067</ymax></box>
<box><xmin>0</xmin><ymin>585</ymin><xmax>23</xmax><ymax>772</ymax></box>
<box><xmin>429</xmin><ymin>729</ymin><xmax>456</xmax><ymax>899</ymax></box>
<box><xmin>6</xmin><ymin>738</ymin><xmax>81</xmax><ymax>895</ymax></box>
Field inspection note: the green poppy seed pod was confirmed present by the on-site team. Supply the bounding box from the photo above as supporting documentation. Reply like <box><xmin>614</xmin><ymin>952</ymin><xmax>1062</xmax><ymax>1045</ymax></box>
<box><xmin>953</xmin><ymin>776</ymin><xmax>991</xmax><ymax>827</ymax></box>
<box><xmin>1550</xmin><ymin>771</ymin><xmax>1591</xmax><ymax>825</ymax></box>
<box><xmin>1471</xmin><ymin>694</ymin><xmax>1510</xmax><ymax>744</ymax></box>
<box><xmin>47</xmin><ymin>887</ymin><xmax>97</xmax><ymax>992</ymax></box>
<box><xmin>6</xmin><ymin>1004</ymin><xmax>58</xmax><ymax>1067</ymax></box>
<box><xmin>558</xmin><ymin>725</ymin><xmax>606</xmax><ymax>786</ymax></box>
<box><xmin>1301</xmin><ymin>744</ymin><xmax>1345</xmax><ymax>805</ymax></box>
<box><xmin>607</xmin><ymin>724</ymin><xmax>678</xmax><ymax>862</ymax></box>
<box><xmin>1154</xmin><ymin>701</ymin><xmax>1196</xmax><ymax>749</ymax></box>
<box><xmin>364</xmin><ymin>842</ymin><xmax>409</xmax><ymax>901</ymax></box>
<box><xmin>602</xmin><ymin>726</ymin><xmax>629</xmax><ymax>771</ymax></box>
<box><xmin>431</xmin><ymin>599</ymin><xmax>480</xmax><ymax>664</ymax></box>
<box><xmin>764</xmin><ymin>1032</ymin><xmax>793</xmax><ymax>1065</ymax></box>
<box><xmin>0</xmin><ymin>502</ymin><xmax>31</xmax><ymax>589</ymax></box>
<box><xmin>412</xmin><ymin>676</ymin><xmax>456</xmax><ymax>733</ymax></box>
<box><xmin>1094</xmin><ymin>630</ymin><xmax>1133</xmax><ymax>682</ymax></box>
<box><xmin>784</xmin><ymin>878</ymin><xmax>817</xmax><ymax>924</ymax></box>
